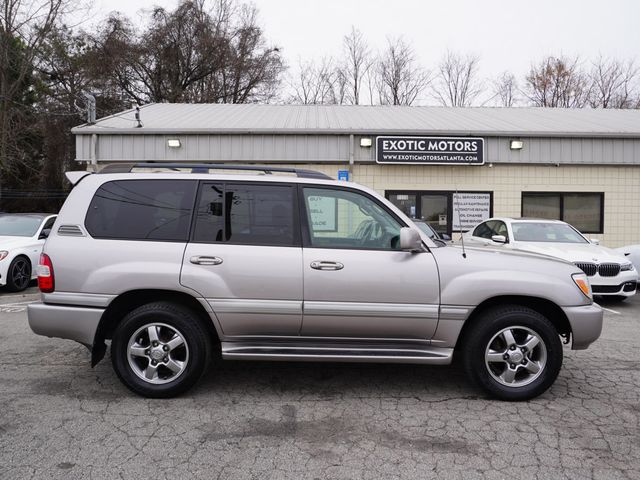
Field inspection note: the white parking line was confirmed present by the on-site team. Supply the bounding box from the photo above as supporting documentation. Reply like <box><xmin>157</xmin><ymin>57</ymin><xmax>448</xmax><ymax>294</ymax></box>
<box><xmin>0</xmin><ymin>300</ymin><xmax>37</xmax><ymax>307</ymax></box>
<box><xmin>601</xmin><ymin>307</ymin><xmax>621</xmax><ymax>315</ymax></box>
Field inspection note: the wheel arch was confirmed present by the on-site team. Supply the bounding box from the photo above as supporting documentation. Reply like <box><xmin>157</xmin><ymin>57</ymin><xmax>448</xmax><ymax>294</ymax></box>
<box><xmin>455</xmin><ymin>295</ymin><xmax>572</xmax><ymax>350</ymax></box>
<box><xmin>91</xmin><ymin>289</ymin><xmax>219</xmax><ymax>367</ymax></box>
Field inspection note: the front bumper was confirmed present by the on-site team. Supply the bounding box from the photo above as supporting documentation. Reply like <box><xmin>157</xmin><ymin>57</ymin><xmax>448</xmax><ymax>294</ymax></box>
<box><xmin>590</xmin><ymin>270</ymin><xmax>638</xmax><ymax>296</ymax></box>
<box><xmin>561</xmin><ymin>303</ymin><xmax>603</xmax><ymax>350</ymax></box>
<box><xmin>28</xmin><ymin>302</ymin><xmax>104</xmax><ymax>348</ymax></box>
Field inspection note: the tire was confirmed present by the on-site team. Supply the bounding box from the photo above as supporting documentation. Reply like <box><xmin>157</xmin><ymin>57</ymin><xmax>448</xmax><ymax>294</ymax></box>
<box><xmin>462</xmin><ymin>305</ymin><xmax>563</xmax><ymax>401</ymax></box>
<box><xmin>6</xmin><ymin>256</ymin><xmax>31</xmax><ymax>292</ymax></box>
<box><xmin>111</xmin><ymin>301</ymin><xmax>211</xmax><ymax>398</ymax></box>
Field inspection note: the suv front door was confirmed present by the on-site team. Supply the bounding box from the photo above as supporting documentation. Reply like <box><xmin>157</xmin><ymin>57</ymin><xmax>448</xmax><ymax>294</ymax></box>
<box><xmin>181</xmin><ymin>182</ymin><xmax>303</xmax><ymax>337</ymax></box>
<box><xmin>300</xmin><ymin>186</ymin><xmax>440</xmax><ymax>340</ymax></box>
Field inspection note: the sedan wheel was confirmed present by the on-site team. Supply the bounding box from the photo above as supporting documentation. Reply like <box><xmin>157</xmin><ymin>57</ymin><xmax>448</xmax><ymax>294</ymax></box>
<box><xmin>7</xmin><ymin>257</ymin><xmax>31</xmax><ymax>292</ymax></box>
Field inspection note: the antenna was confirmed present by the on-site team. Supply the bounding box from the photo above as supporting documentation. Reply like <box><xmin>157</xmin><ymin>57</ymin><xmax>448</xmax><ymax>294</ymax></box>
<box><xmin>135</xmin><ymin>105</ymin><xmax>143</xmax><ymax>128</ymax></box>
<box><xmin>453</xmin><ymin>188</ymin><xmax>467</xmax><ymax>259</ymax></box>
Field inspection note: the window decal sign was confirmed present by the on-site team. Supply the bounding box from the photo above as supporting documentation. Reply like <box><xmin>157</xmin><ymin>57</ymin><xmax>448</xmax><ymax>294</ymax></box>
<box><xmin>452</xmin><ymin>192</ymin><xmax>491</xmax><ymax>230</ymax></box>
<box><xmin>307</xmin><ymin>195</ymin><xmax>337</xmax><ymax>231</ymax></box>
<box><xmin>376</xmin><ymin>136</ymin><xmax>484</xmax><ymax>165</ymax></box>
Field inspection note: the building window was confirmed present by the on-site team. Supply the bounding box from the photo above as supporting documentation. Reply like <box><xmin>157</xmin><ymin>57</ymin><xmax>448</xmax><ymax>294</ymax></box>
<box><xmin>386</xmin><ymin>190</ymin><xmax>493</xmax><ymax>235</ymax></box>
<box><xmin>521</xmin><ymin>192</ymin><xmax>604</xmax><ymax>233</ymax></box>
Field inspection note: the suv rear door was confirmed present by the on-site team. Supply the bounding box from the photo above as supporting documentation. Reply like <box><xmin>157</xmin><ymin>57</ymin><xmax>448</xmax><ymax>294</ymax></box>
<box><xmin>180</xmin><ymin>182</ymin><xmax>303</xmax><ymax>336</ymax></box>
<box><xmin>299</xmin><ymin>186</ymin><xmax>440</xmax><ymax>340</ymax></box>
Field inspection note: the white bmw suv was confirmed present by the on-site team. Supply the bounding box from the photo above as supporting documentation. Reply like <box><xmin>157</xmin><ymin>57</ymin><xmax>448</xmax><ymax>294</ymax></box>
<box><xmin>465</xmin><ymin>218</ymin><xmax>637</xmax><ymax>300</ymax></box>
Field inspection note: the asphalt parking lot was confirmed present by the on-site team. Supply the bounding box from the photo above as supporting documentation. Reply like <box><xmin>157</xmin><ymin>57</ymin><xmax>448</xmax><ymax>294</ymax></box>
<box><xmin>1</xmin><ymin>288</ymin><xmax>638</xmax><ymax>480</ymax></box>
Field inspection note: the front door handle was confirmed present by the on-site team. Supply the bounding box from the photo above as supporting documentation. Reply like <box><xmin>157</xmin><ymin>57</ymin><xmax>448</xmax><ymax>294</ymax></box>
<box><xmin>190</xmin><ymin>255</ymin><xmax>223</xmax><ymax>266</ymax></box>
<box><xmin>310</xmin><ymin>260</ymin><xmax>344</xmax><ymax>271</ymax></box>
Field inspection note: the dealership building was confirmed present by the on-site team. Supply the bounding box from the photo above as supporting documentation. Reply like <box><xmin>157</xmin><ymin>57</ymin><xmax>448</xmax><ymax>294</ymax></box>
<box><xmin>72</xmin><ymin>104</ymin><xmax>640</xmax><ymax>247</ymax></box>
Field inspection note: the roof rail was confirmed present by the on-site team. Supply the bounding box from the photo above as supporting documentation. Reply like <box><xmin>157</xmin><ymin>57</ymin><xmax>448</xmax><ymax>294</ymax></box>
<box><xmin>98</xmin><ymin>163</ymin><xmax>333</xmax><ymax>180</ymax></box>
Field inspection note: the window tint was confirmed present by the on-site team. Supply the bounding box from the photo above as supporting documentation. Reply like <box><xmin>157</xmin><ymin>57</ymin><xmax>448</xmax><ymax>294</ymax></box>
<box><xmin>193</xmin><ymin>183</ymin><xmax>297</xmax><ymax>246</ymax></box>
<box><xmin>303</xmin><ymin>187</ymin><xmax>402</xmax><ymax>250</ymax></box>
<box><xmin>42</xmin><ymin>217</ymin><xmax>56</xmax><ymax>231</ymax></box>
<box><xmin>85</xmin><ymin>180</ymin><xmax>196</xmax><ymax>241</ymax></box>
<box><xmin>522</xmin><ymin>192</ymin><xmax>603</xmax><ymax>233</ymax></box>
<box><xmin>472</xmin><ymin>221</ymin><xmax>495</xmax><ymax>239</ymax></box>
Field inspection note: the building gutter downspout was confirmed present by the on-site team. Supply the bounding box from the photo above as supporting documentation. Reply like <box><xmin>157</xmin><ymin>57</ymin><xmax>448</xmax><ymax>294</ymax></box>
<box><xmin>349</xmin><ymin>134</ymin><xmax>354</xmax><ymax>181</ymax></box>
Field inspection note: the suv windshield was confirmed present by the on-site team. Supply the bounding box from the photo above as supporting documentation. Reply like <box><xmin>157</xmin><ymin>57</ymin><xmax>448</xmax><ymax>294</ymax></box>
<box><xmin>0</xmin><ymin>215</ymin><xmax>42</xmax><ymax>237</ymax></box>
<box><xmin>512</xmin><ymin>222</ymin><xmax>588</xmax><ymax>243</ymax></box>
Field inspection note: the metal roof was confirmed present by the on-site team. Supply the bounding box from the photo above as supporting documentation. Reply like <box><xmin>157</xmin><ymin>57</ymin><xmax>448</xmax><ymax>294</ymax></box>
<box><xmin>72</xmin><ymin>103</ymin><xmax>640</xmax><ymax>138</ymax></box>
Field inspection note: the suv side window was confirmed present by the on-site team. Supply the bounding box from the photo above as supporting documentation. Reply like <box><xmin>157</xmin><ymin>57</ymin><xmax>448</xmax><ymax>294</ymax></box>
<box><xmin>85</xmin><ymin>180</ymin><xmax>196</xmax><ymax>241</ymax></box>
<box><xmin>302</xmin><ymin>187</ymin><xmax>402</xmax><ymax>250</ymax></box>
<box><xmin>193</xmin><ymin>183</ymin><xmax>298</xmax><ymax>247</ymax></box>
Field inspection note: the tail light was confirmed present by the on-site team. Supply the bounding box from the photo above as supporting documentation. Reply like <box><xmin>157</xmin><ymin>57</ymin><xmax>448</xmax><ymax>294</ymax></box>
<box><xmin>37</xmin><ymin>253</ymin><xmax>55</xmax><ymax>293</ymax></box>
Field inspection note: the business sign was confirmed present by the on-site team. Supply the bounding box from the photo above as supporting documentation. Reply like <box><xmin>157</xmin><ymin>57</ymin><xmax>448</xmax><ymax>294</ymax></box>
<box><xmin>376</xmin><ymin>136</ymin><xmax>484</xmax><ymax>165</ymax></box>
<box><xmin>337</xmin><ymin>170</ymin><xmax>349</xmax><ymax>181</ymax></box>
<box><xmin>452</xmin><ymin>193</ymin><xmax>491</xmax><ymax>231</ymax></box>
<box><xmin>307</xmin><ymin>195</ymin><xmax>337</xmax><ymax>232</ymax></box>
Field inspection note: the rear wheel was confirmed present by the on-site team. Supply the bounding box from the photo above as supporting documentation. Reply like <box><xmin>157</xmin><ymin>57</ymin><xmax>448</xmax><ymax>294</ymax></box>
<box><xmin>6</xmin><ymin>256</ymin><xmax>31</xmax><ymax>292</ymax></box>
<box><xmin>462</xmin><ymin>305</ymin><xmax>563</xmax><ymax>401</ymax></box>
<box><xmin>111</xmin><ymin>302</ymin><xmax>211</xmax><ymax>398</ymax></box>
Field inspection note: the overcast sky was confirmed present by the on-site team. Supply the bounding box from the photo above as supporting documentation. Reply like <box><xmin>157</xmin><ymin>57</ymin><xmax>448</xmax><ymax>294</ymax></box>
<box><xmin>84</xmin><ymin>0</ymin><xmax>640</xmax><ymax>101</ymax></box>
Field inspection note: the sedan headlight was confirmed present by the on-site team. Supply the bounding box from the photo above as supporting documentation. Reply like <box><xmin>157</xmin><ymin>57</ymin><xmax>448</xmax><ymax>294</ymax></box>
<box><xmin>620</xmin><ymin>262</ymin><xmax>635</xmax><ymax>272</ymax></box>
<box><xmin>572</xmin><ymin>272</ymin><xmax>592</xmax><ymax>301</ymax></box>
<box><xmin>0</xmin><ymin>251</ymin><xmax>8</xmax><ymax>261</ymax></box>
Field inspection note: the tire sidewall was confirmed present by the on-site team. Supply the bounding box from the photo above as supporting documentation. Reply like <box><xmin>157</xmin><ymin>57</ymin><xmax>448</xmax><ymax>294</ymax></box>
<box><xmin>111</xmin><ymin>303</ymin><xmax>209</xmax><ymax>398</ymax></box>
<box><xmin>465</xmin><ymin>307</ymin><xmax>563</xmax><ymax>401</ymax></box>
<box><xmin>6</xmin><ymin>256</ymin><xmax>31</xmax><ymax>292</ymax></box>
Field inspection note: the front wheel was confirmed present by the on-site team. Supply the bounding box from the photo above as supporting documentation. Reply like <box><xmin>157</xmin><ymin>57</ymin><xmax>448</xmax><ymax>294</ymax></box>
<box><xmin>462</xmin><ymin>305</ymin><xmax>563</xmax><ymax>401</ymax></box>
<box><xmin>111</xmin><ymin>302</ymin><xmax>211</xmax><ymax>398</ymax></box>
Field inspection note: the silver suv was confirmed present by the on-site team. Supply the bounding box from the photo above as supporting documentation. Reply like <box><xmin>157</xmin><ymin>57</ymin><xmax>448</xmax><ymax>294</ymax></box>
<box><xmin>28</xmin><ymin>164</ymin><xmax>603</xmax><ymax>400</ymax></box>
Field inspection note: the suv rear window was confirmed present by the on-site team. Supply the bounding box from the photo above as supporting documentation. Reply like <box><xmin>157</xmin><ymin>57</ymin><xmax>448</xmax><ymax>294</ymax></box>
<box><xmin>193</xmin><ymin>183</ymin><xmax>298</xmax><ymax>246</ymax></box>
<box><xmin>85</xmin><ymin>180</ymin><xmax>197</xmax><ymax>241</ymax></box>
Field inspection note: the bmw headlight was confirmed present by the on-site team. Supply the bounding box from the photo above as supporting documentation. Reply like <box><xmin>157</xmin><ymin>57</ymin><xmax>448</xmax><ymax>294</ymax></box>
<box><xmin>0</xmin><ymin>251</ymin><xmax>8</xmax><ymax>261</ymax></box>
<box><xmin>620</xmin><ymin>262</ymin><xmax>635</xmax><ymax>272</ymax></box>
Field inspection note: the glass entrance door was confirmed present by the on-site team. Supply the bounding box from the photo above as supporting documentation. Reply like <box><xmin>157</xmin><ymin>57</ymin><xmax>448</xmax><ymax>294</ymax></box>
<box><xmin>421</xmin><ymin>194</ymin><xmax>449</xmax><ymax>236</ymax></box>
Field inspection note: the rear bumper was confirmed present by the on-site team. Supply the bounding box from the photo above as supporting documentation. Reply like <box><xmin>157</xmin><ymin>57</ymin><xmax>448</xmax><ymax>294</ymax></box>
<box><xmin>28</xmin><ymin>302</ymin><xmax>104</xmax><ymax>348</ymax></box>
<box><xmin>562</xmin><ymin>303</ymin><xmax>603</xmax><ymax>350</ymax></box>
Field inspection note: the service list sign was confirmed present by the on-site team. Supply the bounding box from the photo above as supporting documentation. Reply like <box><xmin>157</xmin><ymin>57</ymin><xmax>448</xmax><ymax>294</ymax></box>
<box><xmin>376</xmin><ymin>136</ymin><xmax>484</xmax><ymax>165</ymax></box>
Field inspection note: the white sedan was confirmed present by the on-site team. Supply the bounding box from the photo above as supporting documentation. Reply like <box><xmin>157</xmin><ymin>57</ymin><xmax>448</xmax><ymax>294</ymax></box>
<box><xmin>464</xmin><ymin>217</ymin><xmax>638</xmax><ymax>300</ymax></box>
<box><xmin>0</xmin><ymin>214</ymin><xmax>57</xmax><ymax>292</ymax></box>
<box><xmin>615</xmin><ymin>245</ymin><xmax>640</xmax><ymax>274</ymax></box>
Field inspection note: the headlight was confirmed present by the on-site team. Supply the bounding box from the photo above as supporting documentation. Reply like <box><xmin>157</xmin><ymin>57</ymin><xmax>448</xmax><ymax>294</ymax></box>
<box><xmin>0</xmin><ymin>251</ymin><xmax>8</xmax><ymax>261</ymax></box>
<box><xmin>620</xmin><ymin>262</ymin><xmax>635</xmax><ymax>272</ymax></box>
<box><xmin>572</xmin><ymin>272</ymin><xmax>592</xmax><ymax>301</ymax></box>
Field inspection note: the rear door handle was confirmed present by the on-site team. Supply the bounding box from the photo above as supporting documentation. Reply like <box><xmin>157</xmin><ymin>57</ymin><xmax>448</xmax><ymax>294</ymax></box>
<box><xmin>310</xmin><ymin>260</ymin><xmax>344</xmax><ymax>271</ymax></box>
<box><xmin>190</xmin><ymin>255</ymin><xmax>223</xmax><ymax>266</ymax></box>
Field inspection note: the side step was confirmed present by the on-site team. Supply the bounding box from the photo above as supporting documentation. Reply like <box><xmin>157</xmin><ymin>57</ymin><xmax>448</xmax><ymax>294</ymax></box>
<box><xmin>221</xmin><ymin>341</ymin><xmax>453</xmax><ymax>365</ymax></box>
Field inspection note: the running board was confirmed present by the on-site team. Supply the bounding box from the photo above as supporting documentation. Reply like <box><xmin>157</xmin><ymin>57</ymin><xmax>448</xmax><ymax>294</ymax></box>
<box><xmin>221</xmin><ymin>341</ymin><xmax>453</xmax><ymax>365</ymax></box>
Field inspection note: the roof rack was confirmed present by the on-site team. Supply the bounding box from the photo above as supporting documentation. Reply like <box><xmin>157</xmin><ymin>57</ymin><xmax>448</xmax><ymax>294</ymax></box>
<box><xmin>99</xmin><ymin>163</ymin><xmax>333</xmax><ymax>180</ymax></box>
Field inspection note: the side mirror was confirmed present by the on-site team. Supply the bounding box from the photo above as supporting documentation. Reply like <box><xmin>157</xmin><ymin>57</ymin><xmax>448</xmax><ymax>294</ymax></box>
<box><xmin>400</xmin><ymin>227</ymin><xmax>423</xmax><ymax>252</ymax></box>
<box><xmin>441</xmin><ymin>234</ymin><xmax>451</xmax><ymax>241</ymax></box>
<box><xmin>39</xmin><ymin>228</ymin><xmax>51</xmax><ymax>240</ymax></box>
<box><xmin>491</xmin><ymin>234</ymin><xmax>507</xmax><ymax>244</ymax></box>
<box><xmin>590</xmin><ymin>238</ymin><xmax>600</xmax><ymax>245</ymax></box>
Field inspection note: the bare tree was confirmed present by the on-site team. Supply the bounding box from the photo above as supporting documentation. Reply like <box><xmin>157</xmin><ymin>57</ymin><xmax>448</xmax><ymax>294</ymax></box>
<box><xmin>431</xmin><ymin>51</ymin><xmax>483</xmax><ymax>107</ymax></box>
<box><xmin>589</xmin><ymin>56</ymin><xmax>638</xmax><ymax>108</ymax></box>
<box><xmin>0</xmin><ymin>0</ymin><xmax>73</xmax><ymax>175</ymax></box>
<box><xmin>524</xmin><ymin>56</ymin><xmax>590</xmax><ymax>107</ymax></box>
<box><xmin>288</xmin><ymin>57</ymin><xmax>343</xmax><ymax>104</ymax></box>
<box><xmin>92</xmin><ymin>0</ymin><xmax>285</xmax><ymax>104</ymax></box>
<box><xmin>492</xmin><ymin>71</ymin><xmax>518</xmax><ymax>107</ymax></box>
<box><xmin>375</xmin><ymin>37</ymin><xmax>429</xmax><ymax>106</ymax></box>
<box><xmin>340</xmin><ymin>26</ymin><xmax>372</xmax><ymax>105</ymax></box>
